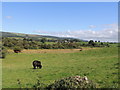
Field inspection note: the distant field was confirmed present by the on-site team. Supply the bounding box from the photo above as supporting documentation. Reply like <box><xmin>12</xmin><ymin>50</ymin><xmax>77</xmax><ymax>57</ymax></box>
<box><xmin>2</xmin><ymin>47</ymin><xmax>118</xmax><ymax>88</ymax></box>
<box><xmin>7</xmin><ymin>47</ymin><xmax>100</xmax><ymax>54</ymax></box>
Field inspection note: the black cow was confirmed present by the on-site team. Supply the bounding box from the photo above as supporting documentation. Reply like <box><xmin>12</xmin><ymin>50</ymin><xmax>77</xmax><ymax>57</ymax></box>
<box><xmin>32</xmin><ymin>60</ymin><xmax>42</xmax><ymax>69</ymax></box>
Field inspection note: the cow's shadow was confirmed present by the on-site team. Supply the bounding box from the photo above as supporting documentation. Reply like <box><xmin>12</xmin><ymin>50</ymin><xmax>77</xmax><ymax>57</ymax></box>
<box><xmin>30</xmin><ymin>68</ymin><xmax>42</xmax><ymax>73</ymax></box>
<box><xmin>30</xmin><ymin>67</ymin><xmax>42</xmax><ymax>70</ymax></box>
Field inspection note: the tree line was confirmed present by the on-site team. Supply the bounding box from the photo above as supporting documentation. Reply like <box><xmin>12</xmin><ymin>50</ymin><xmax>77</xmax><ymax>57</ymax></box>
<box><xmin>2</xmin><ymin>37</ymin><xmax>82</xmax><ymax>49</ymax></box>
<box><xmin>1</xmin><ymin>37</ymin><xmax>110</xmax><ymax>49</ymax></box>
<box><xmin>0</xmin><ymin>37</ymin><xmax>111</xmax><ymax>58</ymax></box>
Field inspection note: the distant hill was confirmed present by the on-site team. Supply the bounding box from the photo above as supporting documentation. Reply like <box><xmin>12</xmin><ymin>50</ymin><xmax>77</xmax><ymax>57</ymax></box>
<box><xmin>1</xmin><ymin>31</ymin><xmax>85</xmax><ymax>41</ymax></box>
<box><xmin>1</xmin><ymin>31</ymin><xmax>58</xmax><ymax>39</ymax></box>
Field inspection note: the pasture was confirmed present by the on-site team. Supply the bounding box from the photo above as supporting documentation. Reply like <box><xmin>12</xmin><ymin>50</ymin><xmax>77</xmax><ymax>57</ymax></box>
<box><xmin>2</xmin><ymin>47</ymin><xmax>119</xmax><ymax>88</ymax></box>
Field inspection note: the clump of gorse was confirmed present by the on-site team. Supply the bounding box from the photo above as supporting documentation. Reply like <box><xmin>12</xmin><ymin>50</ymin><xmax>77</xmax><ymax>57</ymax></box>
<box><xmin>47</xmin><ymin>76</ymin><xmax>97</xmax><ymax>89</ymax></box>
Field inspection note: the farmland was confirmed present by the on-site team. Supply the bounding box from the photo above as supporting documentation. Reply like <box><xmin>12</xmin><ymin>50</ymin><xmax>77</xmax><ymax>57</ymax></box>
<box><xmin>2</xmin><ymin>46</ymin><xmax>119</xmax><ymax>88</ymax></box>
<box><xmin>1</xmin><ymin>2</ymin><xmax>118</xmax><ymax>89</ymax></box>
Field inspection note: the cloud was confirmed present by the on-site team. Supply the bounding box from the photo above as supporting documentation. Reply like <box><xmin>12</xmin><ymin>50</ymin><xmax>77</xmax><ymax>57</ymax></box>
<box><xmin>34</xmin><ymin>30</ymin><xmax>49</xmax><ymax>34</ymax></box>
<box><xmin>89</xmin><ymin>25</ymin><xmax>96</xmax><ymax>29</ymax></box>
<box><xmin>0</xmin><ymin>26</ymin><xmax>2</xmax><ymax>31</ymax></box>
<box><xmin>34</xmin><ymin>24</ymin><xmax>118</xmax><ymax>42</ymax></box>
<box><xmin>5</xmin><ymin>16</ymin><xmax>12</xmax><ymax>19</ymax></box>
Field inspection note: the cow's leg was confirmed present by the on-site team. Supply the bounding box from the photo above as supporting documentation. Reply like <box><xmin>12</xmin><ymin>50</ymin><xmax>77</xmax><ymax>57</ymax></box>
<box><xmin>38</xmin><ymin>65</ymin><xmax>42</xmax><ymax>69</ymax></box>
<box><xmin>33</xmin><ymin>65</ymin><xmax>36</xmax><ymax>69</ymax></box>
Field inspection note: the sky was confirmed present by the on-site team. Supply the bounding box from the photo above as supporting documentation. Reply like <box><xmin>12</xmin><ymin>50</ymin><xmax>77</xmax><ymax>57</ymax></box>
<box><xmin>2</xmin><ymin>2</ymin><xmax>118</xmax><ymax>42</ymax></box>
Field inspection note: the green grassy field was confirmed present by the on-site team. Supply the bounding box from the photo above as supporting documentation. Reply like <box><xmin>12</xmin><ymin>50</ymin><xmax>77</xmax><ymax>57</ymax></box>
<box><xmin>2</xmin><ymin>47</ymin><xmax>119</xmax><ymax>88</ymax></box>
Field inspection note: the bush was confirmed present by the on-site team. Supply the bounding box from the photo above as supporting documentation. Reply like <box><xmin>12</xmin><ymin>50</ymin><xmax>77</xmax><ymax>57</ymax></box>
<box><xmin>47</xmin><ymin>76</ymin><xmax>97</xmax><ymax>89</ymax></box>
<box><xmin>13</xmin><ymin>46</ymin><xmax>22</xmax><ymax>53</ymax></box>
<box><xmin>0</xmin><ymin>46</ymin><xmax>7</xmax><ymax>59</ymax></box>
<box><xmin>1</xmin><ymin>51</ymin><xmax>6</xmax><ymax>58</ymax></box>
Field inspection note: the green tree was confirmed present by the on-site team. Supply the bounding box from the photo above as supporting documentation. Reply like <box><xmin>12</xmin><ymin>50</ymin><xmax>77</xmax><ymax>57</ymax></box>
<box><xmin>88</xmin><ymin>40</ymin><xmax>95</xmax><ymax>47</ymax></box>
<box><xmin>41</xmin><ymin>38</ymin><xmax>47</xmax><ymax>43</ymax></box>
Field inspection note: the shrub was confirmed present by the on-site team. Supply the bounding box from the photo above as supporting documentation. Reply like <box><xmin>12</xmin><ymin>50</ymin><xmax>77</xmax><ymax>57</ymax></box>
<box><xmin>1</xmin><ymin>51</ymin><xmax>6</xmax><ymax>58</ymax></box>
<box><xmin>0</xmin><ymin>46</ymin><xmax>7</xmax><ymax>59</ymax></box>
<box><xmin>13</xmin><ymin>46</ymin><xmax>22</xmax><ymax>53</ymax></box>
<box><xmin>47</xmin><ymin>76</ymin><xmax>97</xmax><ymax>89</ymax></box>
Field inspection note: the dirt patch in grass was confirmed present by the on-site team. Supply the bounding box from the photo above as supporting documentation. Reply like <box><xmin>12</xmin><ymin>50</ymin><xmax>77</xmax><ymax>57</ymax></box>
<box><xmin>8</xmin><ymin>48</ymin><xmax>101</xmax><ymax>54</ymax></box>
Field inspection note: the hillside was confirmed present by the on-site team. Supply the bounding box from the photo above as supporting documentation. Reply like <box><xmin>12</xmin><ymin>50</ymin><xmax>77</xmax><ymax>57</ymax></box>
<box><xmin>1</xmin><ymin>31</ymin><xmax>82</xmax><ymax>41</ymax></box>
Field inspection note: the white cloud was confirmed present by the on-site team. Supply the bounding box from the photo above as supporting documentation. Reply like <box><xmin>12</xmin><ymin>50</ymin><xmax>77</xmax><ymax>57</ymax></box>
<box><xmin>34</xmin><ymin>23</ymin><xmax>118</xmax><ymax>42</ymax></box>
<box><xmin>34</xmin><ymin>30</ymin><xmax>49</xmax><ymax>34</ymax></box>
<box><xmin>89</xmin><ymin>25</ymin><xmax>96</xmax><ymax>29</ymax></box>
